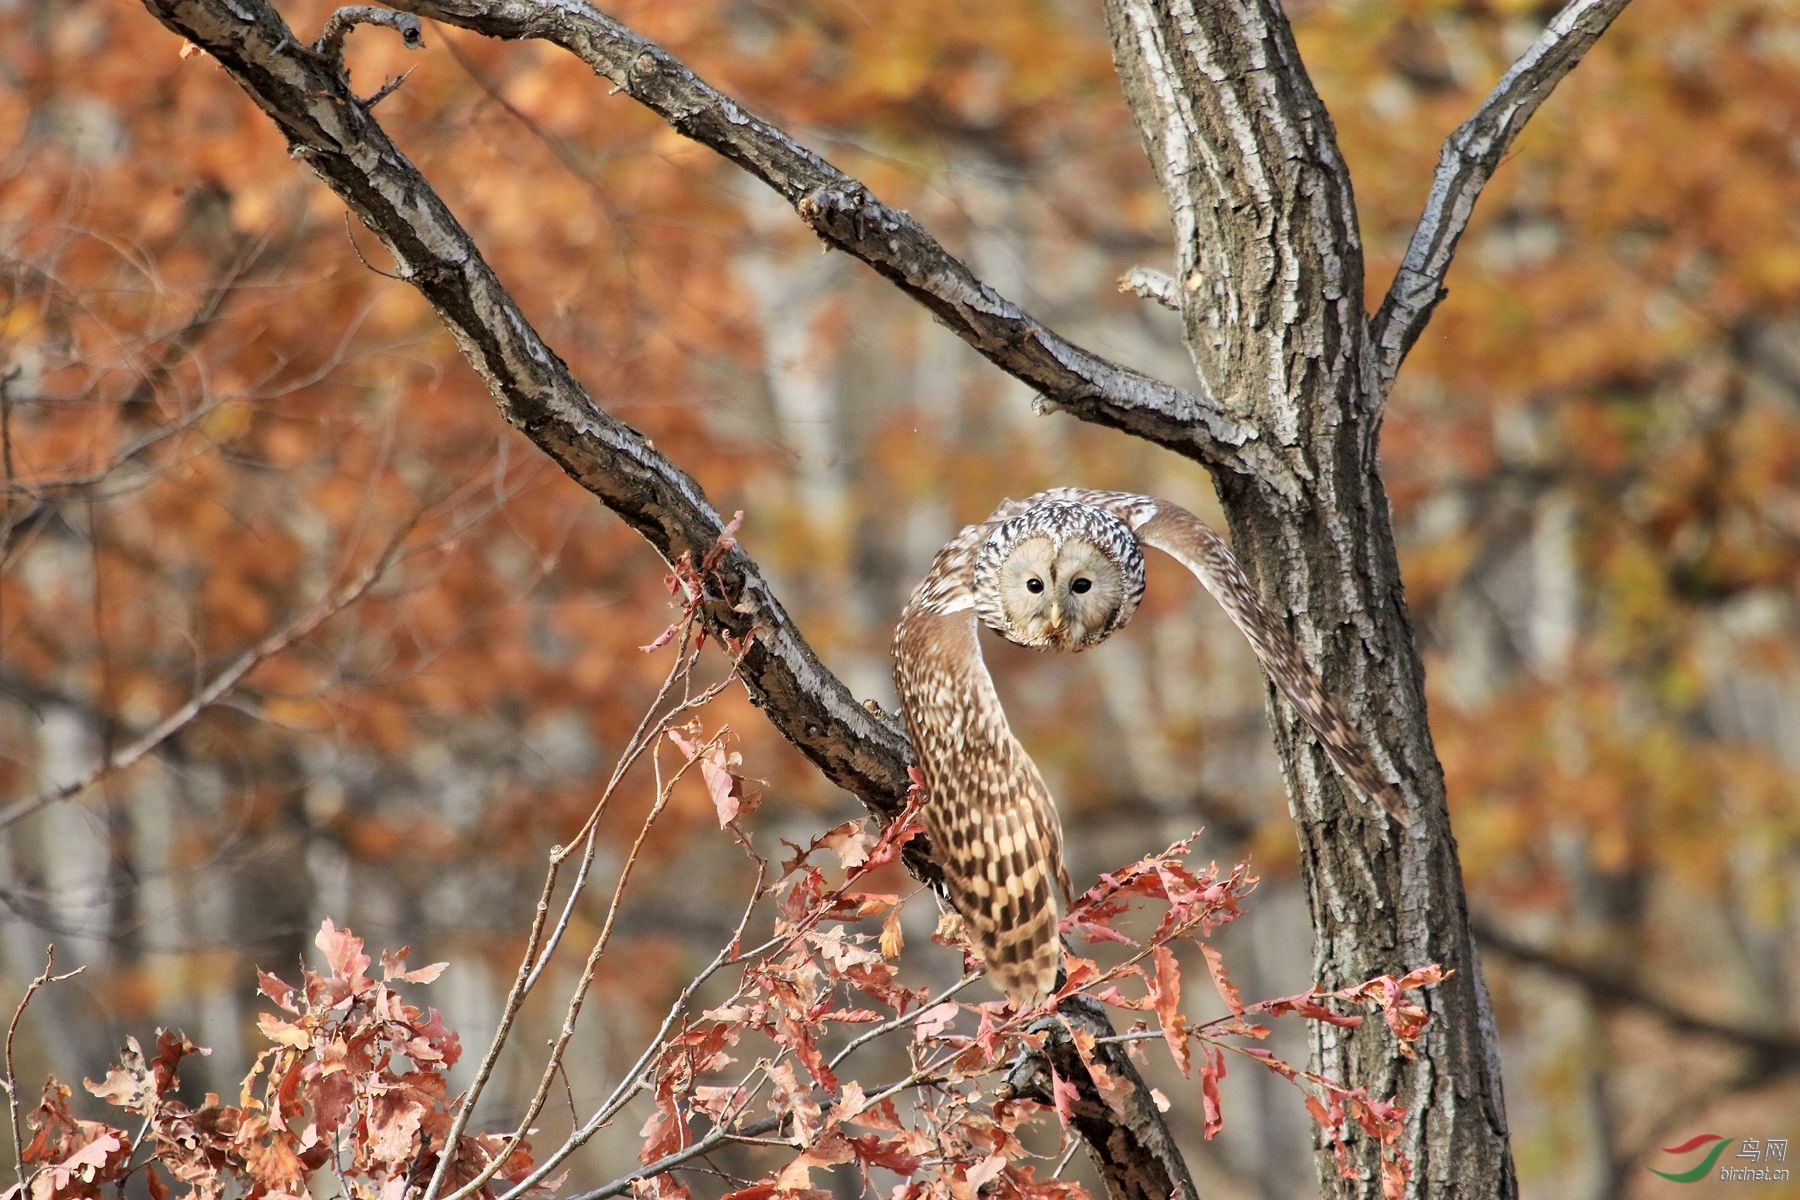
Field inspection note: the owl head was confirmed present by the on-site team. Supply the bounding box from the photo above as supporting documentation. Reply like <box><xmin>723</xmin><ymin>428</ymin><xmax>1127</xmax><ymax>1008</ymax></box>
<box><xmin>973</xmin><ymin>500</ymin><xmax>1146</xmax><ymax>650</ymax></box>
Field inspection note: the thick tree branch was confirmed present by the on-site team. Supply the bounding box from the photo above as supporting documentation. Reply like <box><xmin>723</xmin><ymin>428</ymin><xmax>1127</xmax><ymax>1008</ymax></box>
<box><xmin>1003</xmin><ymin>996</ymin><xmax>1198</xmax><ymax>1200</ymax></box>
<box><xmin>380</xmin><ymin>0</ymin><xmax>1265</xmax><ymax>476</ymax></box>
<box><xmin>134</xmin><ymin>2</ymin><xmax>1197</xmax><ymax>1194</ymax></box>
<box><xmin>138</xmin><ymin>0</ymin><xmax>911</xmax><ymax>829</ymax></box>
<box><xmin>1370</xmin><ymin>0</ymin><xmax>1637</xmax><ymax>389</ymax></box>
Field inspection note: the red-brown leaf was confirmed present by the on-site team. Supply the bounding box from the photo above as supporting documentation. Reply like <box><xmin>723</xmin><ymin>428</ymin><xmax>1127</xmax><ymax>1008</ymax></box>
<box><xmin>1199</xmin><ymin>1045</ymin><xmax>1225</xmax><ymax>1139</ymax></box>
<box><xmin>1199</xmin><ymin>943</ymin><xmax>1243</xmax><ymax>1017</ymax></box>
<box><xmin>1146</xmin><ymin>946</ymin><xmax>1190</xmax><ymax>1077</ymax></box>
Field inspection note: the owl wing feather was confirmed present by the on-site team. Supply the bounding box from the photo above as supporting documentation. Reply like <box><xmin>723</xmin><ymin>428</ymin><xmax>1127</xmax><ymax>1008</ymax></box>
<box><xmin>1125</xmin><ymin>500</ymin><xmax>1411</xmax><ymax>826</ymax></box>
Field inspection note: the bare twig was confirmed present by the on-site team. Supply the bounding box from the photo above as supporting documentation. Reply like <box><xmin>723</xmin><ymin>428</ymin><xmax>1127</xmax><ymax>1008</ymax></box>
<box><xmin>0</xmin><ymin>366</ymin><xmax>16</xmax><ymax>653</ymax></box>
<box><xmin>522</xmin><ymin>634</ymin><xmax>710</xmax><ymax>995</ymax></box>
<box><xmin>824</xmin><ymin>973</ymin><xmax>979</xmax><ymax>1076</ymax></box>
<box><xmin>4</xmin><ymin>946</ymin><xmax>85</xmax><ymax>1194</ymax></box>
<box><xmin>1371</xmin><ymin>0</ymin><xmax>1637</xmax><ymax>388</ymax></box>
<box><xmin>0</xmin><ymin>368</ymin><xmax>16</xmax><ymax>496</ymax></box>
<box><xmin>0</xmin><ymin>526</ymin><xmax>410</xmax><ymax>832</ymax></box>
<box><xmin>1117</xmin><ymin>268</ymin><xmax>1180</xmax><ymax>311</ymax></box>
<box><xmin>484</xmin><ymin>805</ymin><xmax>962</xmax><ymax>1200</ymax></box>
<box><xmin>420</xmin><ymin>847</ymin><xmax>562</xmax><ymax>1200</ymax></box>
<box><xmin>561</xmin><ymin>862</ymin><xmax>781</xmax><ymax>1165</ymax></box>
<box><xmin>360</xmin><ymin>67</ymin><xmax>416</xmax><ymax>109</ymax></box>
<box><xmin>571</xmin><ymin>1112</ymin><xmax>787</xmax><ymax>1200</ymax></box>
<box><xmin>481</xmin><ymin>895</ymin><xmax>769</xmax><ymax>1200</ymax></box>
<box><xmin>564</xmin><ymin>1062</ymin><xmax>952</xmax><ymax>1200</ymax></box>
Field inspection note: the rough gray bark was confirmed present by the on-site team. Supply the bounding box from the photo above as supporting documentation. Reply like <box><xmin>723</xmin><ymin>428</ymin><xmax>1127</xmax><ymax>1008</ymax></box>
<box><xmin>132</xmin><ymin>0</ymin><xmax>1634</xmax><ymax>1194</ymax></box>
<box><xmin>1100</xmin><ymin>4</ymin><xmax>1502</xmax><ymax>1195</ymax></box>
<box><xmin>1099</xmin><ymin>1</ymin><xmax>1629</xmax><ymax>1196</ymax></box>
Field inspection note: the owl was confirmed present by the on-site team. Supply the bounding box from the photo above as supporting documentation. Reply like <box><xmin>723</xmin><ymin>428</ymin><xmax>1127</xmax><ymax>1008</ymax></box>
<box><xmin>893</xmin><ymin>487</ymin><xmax>1409</xmax><ymax>1006</ymax></box>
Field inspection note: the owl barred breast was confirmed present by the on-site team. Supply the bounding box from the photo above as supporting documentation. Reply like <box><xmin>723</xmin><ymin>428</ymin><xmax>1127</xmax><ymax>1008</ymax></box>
<box><xmin>893</xmin><ymin>488</ymin><xmax>1410</xmax><ymax>1007</ymax></box>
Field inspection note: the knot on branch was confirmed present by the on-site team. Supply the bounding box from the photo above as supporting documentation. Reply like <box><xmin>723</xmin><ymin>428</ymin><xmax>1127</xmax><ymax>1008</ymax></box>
<box><xmin>994</xmin><ymin>1020</ymin><xmax>1057</xmax><ymax>1104</ymax></box>
<box><xmin>796</xmin><ymin>185</ymin><xmax>899</xmax><ymax>248</ymax></box>
<box><xmin>628</xmin><ymin>50</ymin><xmax>663</xmax><ymax>81</ymax></box>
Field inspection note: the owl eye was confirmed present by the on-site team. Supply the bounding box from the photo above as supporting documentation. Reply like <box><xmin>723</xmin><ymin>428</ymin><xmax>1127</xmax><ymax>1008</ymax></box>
<box><xmin>1025</xmin><ymin>577</ymin><xmax>1045</xmax><ymax>594</ymax></box>
<box><xmin>1070</xmin><ymin>577</ymin><xmax>1092</xmax><ymax>594</ymax></box>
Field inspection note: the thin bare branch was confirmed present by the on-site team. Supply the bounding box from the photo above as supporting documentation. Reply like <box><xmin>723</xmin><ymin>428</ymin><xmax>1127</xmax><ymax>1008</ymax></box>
<box><xmin>4</xmin><ymin>946</ymin><xmax>85</xmax><ymax>1195</ymax></box>
<box><xmin>446</xmin><ymin>673</ymin><xmax>736</xmax><ymax>1200</ymax></box>
<box><xmin>484</xmin><ymin>904</ymin><xmax>768</xmax><ymax>1200</ymax></box>
<box><xmin>571</xmin><ymin>1111</ymin><xmax>787</xmax><ymax>1200</ymax></box>
<box><xmin>1473</xmin><ymin>916</ymin><xmax>1800</xmax><ymax>1064</ymax></box>
<box><xmin>1371</xmin><ymin>0</ymin><xmax>1637</xmax><ymax>388</ymax></box>
<box><xmin>0</xmin><ymin>527</ymin><xmax>409</xmax><ymax>833</ymax></box>
<box><xmin>420</xmin><ymin>578</ymin><xmax>676</xmax><ymax>1192</ymax></box>
<box><xmin>421</xmin><ymin>842</ymin><xmax>562</xmax><ymax>1200</ymax></box>
<box><xmin>565</xmin><ymin>1063</ymin><xmax>949</xmax><ymax>1200</ymax></box>
<box><xmin>824</xmin><ymin>973</ymin><xmax>979</xmax><ymax>1076</ymax></box>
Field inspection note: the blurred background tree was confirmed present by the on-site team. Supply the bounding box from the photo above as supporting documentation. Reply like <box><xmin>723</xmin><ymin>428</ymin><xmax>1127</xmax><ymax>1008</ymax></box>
<box><xmin>3</xmin><ymin>0</ymin><xmax>1798</xmax><ymax>1196</ymax></box>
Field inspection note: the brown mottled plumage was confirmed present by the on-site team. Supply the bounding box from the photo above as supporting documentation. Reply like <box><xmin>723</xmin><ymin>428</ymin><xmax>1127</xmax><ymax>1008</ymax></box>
<box><xmin>893</xmin><ymin>488</ymin><xmax>1409</xmax><ymax>1007</ymax></box>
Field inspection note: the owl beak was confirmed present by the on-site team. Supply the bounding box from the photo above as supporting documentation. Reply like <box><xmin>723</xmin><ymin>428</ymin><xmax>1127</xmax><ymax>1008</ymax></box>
<box><xmin>1045</xmin><ymin>602</ymin><xmax>1065</xmax><ymax>633</ymax></box>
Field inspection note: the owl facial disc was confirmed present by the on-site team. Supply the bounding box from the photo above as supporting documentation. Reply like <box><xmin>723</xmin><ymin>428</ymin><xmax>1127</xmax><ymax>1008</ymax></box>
<box><xmin>973</xmin><ymin>500</ymin><xmax>1146</xmax><ymax>650</ymax></box>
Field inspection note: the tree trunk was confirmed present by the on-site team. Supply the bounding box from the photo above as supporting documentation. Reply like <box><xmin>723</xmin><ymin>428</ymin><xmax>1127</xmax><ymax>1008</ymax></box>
<box><xmin>1103</xmin><ymin>2</ymin><xmax>1515</xmax><ymax>1195</ymax></box>
<box><xmin>129</xmin><ymin>0</ymin><xmax>1642</xmax><ymax>1190</ymax></box>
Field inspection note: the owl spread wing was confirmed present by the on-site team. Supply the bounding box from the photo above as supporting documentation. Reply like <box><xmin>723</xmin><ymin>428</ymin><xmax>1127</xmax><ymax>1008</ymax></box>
<box><xmin>892</xmin><ymin>602</ymin><xmax>1069</xmax><ymax>1006</ymax></box>
<box><xmin>1077</xmin><ymin>491</ymin><xmax>1412</xmax><ymax>827</ymax></box>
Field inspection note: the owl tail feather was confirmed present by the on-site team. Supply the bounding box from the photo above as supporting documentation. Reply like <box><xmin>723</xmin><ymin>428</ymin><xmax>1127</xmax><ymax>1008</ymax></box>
<box><xmin>938</xmin><ymin>780</ymin><xmax>1069</xmax><ymax>1009</ymax></box>
<box><xmin>964</xmin><ymin>891</ymin><xmax>1061</xmax><ymax>1009</ymax></box>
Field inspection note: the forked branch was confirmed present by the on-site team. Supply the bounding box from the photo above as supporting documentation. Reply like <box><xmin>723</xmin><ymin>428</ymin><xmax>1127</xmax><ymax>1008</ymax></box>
<box><xmin>4</xmin><ymin>947</ymin><xmax>85</xmax><ymax>1196</ymax></box>
<box><xmin>1371</xmin><ymin>0</ymin><xmax>1637</xmax><ymax>388</ymax></box>
<box><xmin>381</xmin><ymin>0</ymin><xmax>1260</xmax><ymax>472</ymax></box>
